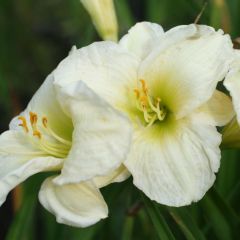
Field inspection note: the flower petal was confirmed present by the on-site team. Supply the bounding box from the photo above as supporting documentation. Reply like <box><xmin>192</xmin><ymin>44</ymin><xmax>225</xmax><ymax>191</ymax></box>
<box><xmin>39</xmin><ymin>177</ymin><xmax>108</xmax><ymax>227</ymax></box>
<box><xmin>54</xmin><ymin>41</ymin><xmax>139</xmax><ymax>108</ymax></box>
<box><xmin>0</xmin><ymin>131</ymin><xmax>62</xmax><ymax>206</ymax></box>
<box><xmin>93</xmin><ymin>164</ymin><xmax>130</xmax><ymax>188</ymax></box>
<box><xmin>119</xmin><ymin>22</ymin><xmax>164</xmax><ymax>59</ymax></box>
<box><xmin>224</xmin><ymin>50</ymin><xmax>240</xmax><ymax>123</ymax></box>
<box><xmin>54</xmin><ymin>81</ymin><xmax>132</xmax><ymax>184</ymax></box>
<box><xmin>190</xmin><ymin>90</ymin><xmax>234</xmax><ymax>126</ymax></box>
<box><xmin>125</xmin><ymin>120</ymin><xmax>221</xmax><ymax>206</ymax></box>
<box><xmin>139</xmin><ymin>24</ymin><xmax>233</xmax><ymax>119</ymax></box>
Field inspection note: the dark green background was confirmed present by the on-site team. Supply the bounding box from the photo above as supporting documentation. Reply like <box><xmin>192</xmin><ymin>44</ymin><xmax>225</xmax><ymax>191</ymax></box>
<box><xmin>0</xmin><ymin>0</ymin><xmax>240</xmax><ymax>239</ymax></box>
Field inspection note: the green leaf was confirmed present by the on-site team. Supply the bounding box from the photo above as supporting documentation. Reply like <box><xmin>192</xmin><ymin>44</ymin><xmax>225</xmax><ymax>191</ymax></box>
<box><xmin>114</xmin><ymin>0</ymin><xmax>135</xmax><ymax>35</ymax></box>
<box><xmin>167</xmin><ymin>207</ymin><xmax>206</xmax><ymax>240</ymax></box>
<box><xmin>217</xmin><ymin>149</ymin><xmax>240</xmax><ymax>196</ymax></box>
<box><xmin>5</xmin><ymin>193</ymin><xmax>37</xmax><ymax>240</ymax></box>
<box><xmin>207</xmin><ymin>188</ymin><xmax>240</xmax><ymax>232</ymax></box>
<box><xmin>121</xmin><ymin>216</ymin><xmax>134</xmax><ymax>240</ymax></box>
<box><xmin>142</xmin><ymin>194</ymin><xmax>176</xmax><ymax>240</ymax></box>
<box><xmin>200</xmin><ymin>189</ymin><xmax>234</xmax><ymax>240</ymax></box>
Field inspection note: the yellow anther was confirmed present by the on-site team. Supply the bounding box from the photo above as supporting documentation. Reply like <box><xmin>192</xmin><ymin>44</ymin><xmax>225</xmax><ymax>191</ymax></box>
<box><xmin>140</xmin><ymin>79</ymin><xmax>148</xmax><ymax>95</ymax></box>
<box><xmin>42</xmin><ymin>117</ymin><xmax>48</xmax><ymax>128</ymax></box>
<box><xmin>18</xmin><ymin>116</ymin><xmax>29</xmax><ymax>133</ymax></box>
<box><xmin>134</xmin><ymin>89</ymin><xmax>140</xmax><ymax>99</ymax></box>
<box><xmin>33</xmin><ymin>130</ymin><xmax>42</xmax><ymax>139</ymax></box>
<box><xmin>29</xmin><ymin>112</ymin><xmax>38</xmax><ymax>125</ymax></box>
<box><xmin>15</xmin><ymin>111</ymin><xmax>72</xmax><ymax>159</ymax></box>
<box><xmin>140</xmin><ymin>95</ymin><xmax>147</xmax><ymax>107</ymax></box>
<box><xmin>134</xmin><ymin>79</ymin><xmax>167</xmax><ymax>126</ymax></box>
<box><xmin>29</xmin><ymin>112</ymin><xmax>42</xmax><ymax>138</ymax></box>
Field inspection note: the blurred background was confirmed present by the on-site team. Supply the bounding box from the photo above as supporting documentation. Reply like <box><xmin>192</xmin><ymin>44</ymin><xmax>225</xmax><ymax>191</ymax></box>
<box><xmin>0</xmin><ymin>0</ymin><xmax>240</xmax><ymax>239</ymax></box>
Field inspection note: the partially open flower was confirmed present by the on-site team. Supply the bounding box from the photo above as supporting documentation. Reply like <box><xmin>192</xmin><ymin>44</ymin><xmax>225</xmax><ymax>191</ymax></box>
<box><xmin>0</xmin><ymin>65</ymin><xmax>132</xmax><ymax>226</ymax></box>
<box><xmin>80</xmin><ymin>0</ymin><xmax>118</xmax><ymax>41</ymax></box>
<box><xmin>54</xmin><ymin>22</ymin><xmax>234</xmax><ymax>206</ymax></box>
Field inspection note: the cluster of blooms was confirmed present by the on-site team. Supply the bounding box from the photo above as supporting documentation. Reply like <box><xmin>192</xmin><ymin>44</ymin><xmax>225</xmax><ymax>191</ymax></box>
<box><xmin>0</xmin><ymin>21</ymin><xmax>240</xmax><ymax>228</ymax></box>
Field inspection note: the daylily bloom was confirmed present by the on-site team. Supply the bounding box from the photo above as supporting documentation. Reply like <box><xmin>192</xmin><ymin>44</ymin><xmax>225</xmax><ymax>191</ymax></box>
<box><xmin>222</xmin><ymin>50</ymin><xmax>240</xmax><ymax>147</ymax></box>
<box><xmin>80</xmin><ymin>0</ymin><xmax>118</xmax><ymax>41</ymax></box>
<box><xmin>0</xmin><ymin>51</ymin><xmax>132</xmax><ymax>226</ymax></box>
<box><xmin>54</xmin><ymin>22</ymin><xmax>234</xmax><ymax>206</ymax></box>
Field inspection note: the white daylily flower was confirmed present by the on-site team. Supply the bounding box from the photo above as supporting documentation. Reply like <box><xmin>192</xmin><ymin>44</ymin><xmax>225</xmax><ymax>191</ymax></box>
<box><xmin>0</xmin><ymin>70</ymin><xmax>132</xmax><ymax>227</ymax></box>
<box><xmin>54</xmin><ymin>22</ymin><xmax>234</xmax><ymax>206</ymax></box>
<box><xmin>80</xmin><ymin>0</ymin><xmax>118</xmax><ymax>41</ymax></box>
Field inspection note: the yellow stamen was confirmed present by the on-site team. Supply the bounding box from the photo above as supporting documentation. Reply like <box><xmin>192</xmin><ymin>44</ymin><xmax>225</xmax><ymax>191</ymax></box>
<box><xmin>18</xmin><ymin>116</ymin><xmax>29</xmax><ymax>133</ymax></box>
<box><xmin>134</xmin><ymin>79</ymin><xmax>167</xmax><ymax>126</ymax></box>
<box><xmin>16</xmin><ymin>112</ymin><xmax>72</xmax><ymax>158</ymax></box>
<box><xmin>42</xmin><ymin>117</ymin><xmax>48</xmax><ymax>128</ymax></box>
<box><xmin>140</xmin><ymin>79</ymin><xmax>148</xmax><ymax>95</ymax></box>
<box><xmin>29</xmin><ymin>112</ymin><xmax>42</xmax><ymax>138</ymax></box>
<box><xmin>140</xmin><ymin>96</ymin><xmax>148</xmax><ymax>107</ymax></box>
<box><xmin>42</xmin><ymin>117</ymin><xmax>72</xmax><ymax>146</ymax></box>
<box><xmin>33</xmin><ymin>130</ymin><xmax>41</xmax><ymax>139</ymax></box>
<box><xmin>134</xmin><ymin>89</ymin><xmax>140</xmax><ymax>99</ymax></box>
<box><xmin>29</xmin><ymin>112</ymin><xmax>38</xmax><ymax>125</ymax></box>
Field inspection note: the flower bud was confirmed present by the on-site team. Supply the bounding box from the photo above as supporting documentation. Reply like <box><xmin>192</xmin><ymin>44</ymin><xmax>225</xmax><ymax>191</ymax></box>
<box><xmin>80</xmin><ymin>0</ymin><xmax>118</xmax><ymax>41</ymax></box>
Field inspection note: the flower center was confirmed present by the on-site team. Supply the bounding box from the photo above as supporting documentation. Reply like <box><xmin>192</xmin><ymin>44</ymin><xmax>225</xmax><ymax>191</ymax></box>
<box><xmin>18</xmin><ymin>112</ymin><xmax>71</xmax><ymax>158</ymax></box>
<box><xmin>134</xmin><ymin>79</ymin><xmax>167</xmax><ymax>127</ymax></box>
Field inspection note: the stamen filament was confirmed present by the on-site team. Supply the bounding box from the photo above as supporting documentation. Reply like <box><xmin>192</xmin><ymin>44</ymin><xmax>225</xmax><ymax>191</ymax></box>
<box><xmin>143</xmin><ymin>107</ymin><xmax>151</xmax><ymax>123</ymax></box>
<box><xmin>29</xmin><ymin>112</ymin><xmax>42</xmax><ymax>139</ymax></box>
<box><xmin>18</xmin><ymin>113</ymin><xmax>72</xmax><ymax>159</ymax></box>
<box><xmin>42</xmin><ymin>118</ymin><xmax>72</xmax><ymax>146</ymax></box>
<box><xmin>134</xmin><ymin>79</ymin><xmax>167</xmax><ymax>126</ymax></box>
<box><xmin>38</xmin><ymin>141</ymin><xmax>69</xmax><ymax>158</ymax></box>
<box><xmin>0</xmin><ymin>149</ymin><xmax>47</xmax><ymax>156</ymax></box>
<box><xmin>147</xmin><ymin>114</ymin><xmax>157</xmax><ymax>127</ymax></box>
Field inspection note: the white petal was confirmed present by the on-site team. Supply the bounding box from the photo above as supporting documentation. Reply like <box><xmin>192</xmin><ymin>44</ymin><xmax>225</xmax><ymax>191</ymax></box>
<box><xmin>54</xmin><ymin>81</ymin><xmax>132</xmax><ymax>184</ymax></box>
<box><xmin>0</xmin><ymin>131</ymin><xmax>62</xmax><ymax>206</ymax></box>
<box><xmin>139</xmin><ymin>24</ymin><xmax>233</xmax><ymax>119</ymax></box>
<box><xmin>54</xmin><ymin>41</ymin><xmax>139</xmax><ymax>108</ymax></box>
<box><xmin>93</xmin><ymin>164</ymin><xmax>130</xmax><ymax>188</ymax></box>
<box><xmin>125</xmin><ymin>120</ymin><xmax>221</xmax><ymax>206</ymax></box>
<box><xmin>190</xmin><ymin>90</ymin><xmax>234</xmax><ymax>126</ymax></box>
<box><xmin>224</xmin><ymin>50</ymin><xmax>240</xmax><ymax>124</ymax></box>
<box><xmin>119</xmin><ymin>22</ymin><xmax>164</xmax><ymax>59</ymax></box>
<box><xmin>68</xmin><ymin>45</ymin><xmax>77</xmax><ymax>55</ymax></box>
<box><xmin>39</xmin><ymin>177</ymin><xmax>108</xmax><ymax>227</ymax></box>
<box><xmin>133</xmin><ymin>24</ymin><xmax>196</xmax><ymax>63</ymax></box>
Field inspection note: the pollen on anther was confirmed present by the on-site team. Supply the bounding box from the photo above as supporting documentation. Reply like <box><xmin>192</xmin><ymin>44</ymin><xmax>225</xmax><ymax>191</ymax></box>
<box><xmin>42</xmin><ymin>117</ymin><xmax>48</xmax><ymax>128</ymax></box>
<box><xmin>134</xmin><ymin>89</ymin><xmax>140</xmax><ymax>98</ymax></box>
<box><xmin>18</xmin><ymin>116</ymin><xmax>29</xmax><ymax>133</ymax></box>
<box><xmin>33</xmin><ymin>130</ymin><xmax>42</xmax><ymax>139</ymax></box>
<box><xmin>29</xmin><ymin>112</ymin><xmax>38</xmax><ymax>125</ymax></box>
<box><xmin>140</xmin><ymin>79</ymin><xmax>148</xmax><ymax>94</ymax></box>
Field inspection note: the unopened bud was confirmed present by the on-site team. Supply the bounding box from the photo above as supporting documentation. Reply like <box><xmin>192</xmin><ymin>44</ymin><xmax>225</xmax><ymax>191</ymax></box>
<box><xmin>80</xmin><ymin>0</ymin><xmax>118</xmax><ymax>41</ymax></box>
